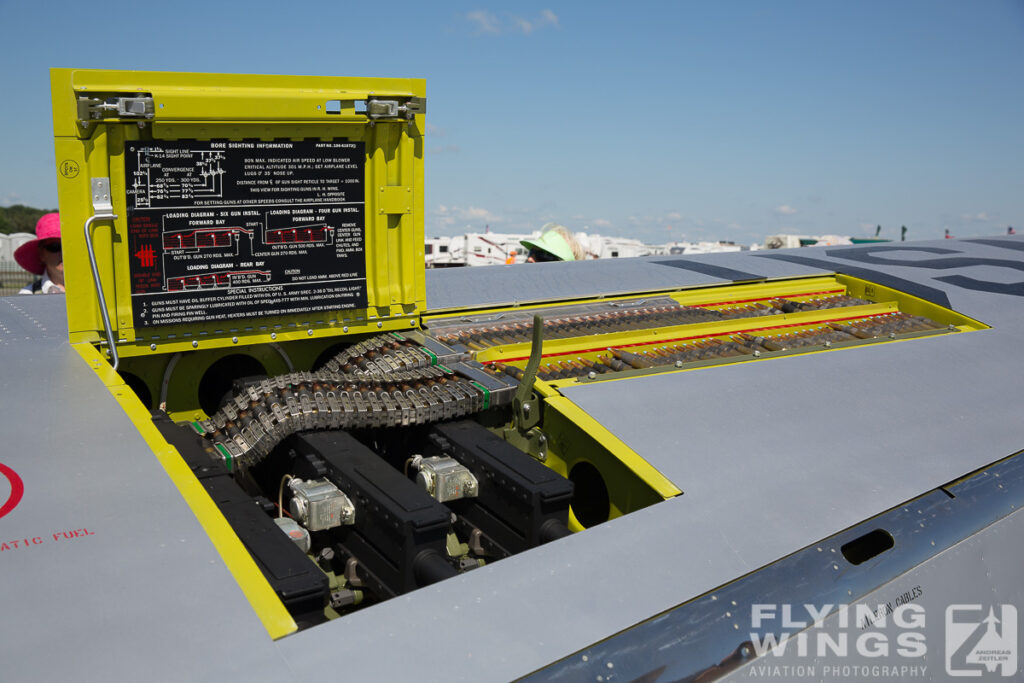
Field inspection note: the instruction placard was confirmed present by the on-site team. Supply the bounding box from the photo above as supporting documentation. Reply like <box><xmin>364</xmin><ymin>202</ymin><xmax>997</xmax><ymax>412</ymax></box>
<box><xmin>123</xmin><ymin>139</ymin><xmax>367</xmax><ymax>327</ymax></box>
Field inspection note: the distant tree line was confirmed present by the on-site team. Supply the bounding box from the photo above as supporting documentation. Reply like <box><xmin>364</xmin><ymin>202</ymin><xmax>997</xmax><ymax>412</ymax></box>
<box><xmin>0</xmin><ymin>205</ymin><xmax>58</xmax><ymax>235</ymax></box>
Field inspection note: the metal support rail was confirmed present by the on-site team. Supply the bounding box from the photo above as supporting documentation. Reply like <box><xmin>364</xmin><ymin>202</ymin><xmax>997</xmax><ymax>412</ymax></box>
<box><xmin>84</xmin><ymin>178</ymin><xmax>120</xmax><ymax>372</ymax></box>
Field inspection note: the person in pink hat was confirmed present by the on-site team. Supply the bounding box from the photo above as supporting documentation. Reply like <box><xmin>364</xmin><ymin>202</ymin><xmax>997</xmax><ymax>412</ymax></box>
<box><xmin>15</xmin><ymin>213</ymin><xmax>64</xmax><ymax>294</ymax></box>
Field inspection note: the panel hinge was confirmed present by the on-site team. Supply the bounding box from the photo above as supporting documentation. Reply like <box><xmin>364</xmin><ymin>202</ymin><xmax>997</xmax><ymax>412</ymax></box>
<box><xmin>77</xmin><ymin>94</ymin><xmax>155</xmax><ymax>127</ymax></box>
<box><xmin>365</xmin><ymin>96</ymin><xmax>425</xmax><ymax>121</ymax></box>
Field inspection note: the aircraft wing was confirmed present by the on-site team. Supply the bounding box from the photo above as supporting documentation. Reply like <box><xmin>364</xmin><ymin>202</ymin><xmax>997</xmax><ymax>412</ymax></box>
<box><xmin>3</xmin><ymin>237</ymin><xmax>1023</xmax><ymax>681</ymax></box>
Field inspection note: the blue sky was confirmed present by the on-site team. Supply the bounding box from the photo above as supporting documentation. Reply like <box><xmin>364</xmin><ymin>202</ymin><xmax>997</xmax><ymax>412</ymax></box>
<box><xmin>1</xmin><ymin>1</ymin><xmax>1021</xmax><ymax>245</ymax></box>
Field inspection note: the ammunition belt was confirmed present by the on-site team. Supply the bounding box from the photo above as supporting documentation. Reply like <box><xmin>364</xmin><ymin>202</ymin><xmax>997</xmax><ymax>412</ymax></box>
<box><xmin>198</xmin><ymin>335</ymin><xmax>485</xmax><ymax>469</ymax></box>
<box><xmin>490</xmin><ymin>311</ymin><xmax>943</xmax><ymax>382</ymax></box>
<box><xmin>435</xmin><ymin>296</ymin><xmax>878</xmax><ymax>350</ymax></box>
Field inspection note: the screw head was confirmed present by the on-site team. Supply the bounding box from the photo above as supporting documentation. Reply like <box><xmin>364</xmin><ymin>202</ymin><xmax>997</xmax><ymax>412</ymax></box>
<box><xmin>232</xmin><ymin>336</ymin><xmax>239</xmax><ymax>344</ymax></box>
<box><xmin>192</xmin><ymin>340</ymin><xmax>198</xmax><ymax>348</ymax></box>
<box><xmin>588</xmin><ymin>371</ymin><xmax>597</xmax><ymax>380</ymax></box>
<box><xmin>377</xmin><ymin>321</ymin><xmax>383</xmax><ymax>328</ymax></box>
<box><xmin>307</xmin><ymin>329</ymin><xmax>314</xmax><ymax>336</ymax></box>
<box><xmin>271</xmin><ymin>332</ymin><xmax>277</xmax><ymax>340</ymax></box>
<box><xmin>150</xmin><ymin>343</ymin><xmax>157</xmax><ymax>351</ymax></box>
<box><xmin>343</xmin><ymin>326</ymin><xmax>349</xmax><ymax>333</ymax></box>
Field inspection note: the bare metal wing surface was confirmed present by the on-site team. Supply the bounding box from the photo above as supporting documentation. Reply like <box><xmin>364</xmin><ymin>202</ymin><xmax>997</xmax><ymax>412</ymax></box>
<box><xmin>0</xmin><ymin>295</ymin><xmax>293</xmax><ymax>680</ymax></box>
<box><xmin>4</xmin><ymin>70</ymin><xmax>1022</xmax><ymax>681</ymax></box>
<box><xmin>2</xmin><ymin>237</ymin><xmax>1023</xmax><ymax>681</ymax></box>
<box><xmin>526</xmin><ymin>453</ymin><xmax>1024</xmax><ymax>681</ymax></box>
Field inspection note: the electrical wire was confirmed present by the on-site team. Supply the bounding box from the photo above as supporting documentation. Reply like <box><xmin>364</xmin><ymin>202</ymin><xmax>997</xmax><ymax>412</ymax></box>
<box><xmin>278</xmin><ymin>474</ymin><xmax>294</xmax><ymax>518</ymax></box>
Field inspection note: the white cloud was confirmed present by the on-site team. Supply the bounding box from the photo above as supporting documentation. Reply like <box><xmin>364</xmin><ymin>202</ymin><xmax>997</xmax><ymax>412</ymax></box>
<box><xmin>512</xmin><ymin>16</ymin><xmax>534</xmax><ymax>33</ymax></box>
<box><xmin>464</xmin><ymin>207</ymin><xmax>495</xmax><ymax>220</ymax></box>
<box><xmin>510</xmin><ymin>9</ymin><xmax>559</xmax><ymax>33</ymax></box>
<box><xmin>433</xmin><ymin>205</ymin><xmax>456</xmax><ymax>228</ymax></box>
<box><xmin>466</xmin><ymin>10</ymin><xmax>500</xmax><ymax>34</ymax></box>
<box><xmin>774</xmin><ymin>205</ymin><xmax>798</xmax><ymax>216</ymax></box>
<box><xmin>431</xmin><ymin>204</ymin><xmax>502</xmax><ymax>227</ymax></box>
<box><xmin>425</xmin><ymin>123</ymin><xmax>443</xmax><ymax>136</ymax></box>
<box><xmin>666</xmin><ymin>212</ymin><xmax>683</xmax><ymax>221</ymax></box>
<box><xmin>962</xmin><ymin>212</ymin><xmax>993</xmax><ymax>222</ymax></box>
<box><xmin>467</xmin><ymin>9</ymin><xmax>559</xmax><ymax>34</ymax></box>
<box><xmin>429</xmin><ymin>144</ymin><xmax>460</xmax><ymax>155</ymax></box>
<box><xmin>592</xmin><ymin>218</ymin><xmax>612</xmax><ymax>227</ymax></box>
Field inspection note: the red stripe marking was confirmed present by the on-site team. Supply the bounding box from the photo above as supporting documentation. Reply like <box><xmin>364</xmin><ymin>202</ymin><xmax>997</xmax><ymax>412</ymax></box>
<box><xmin>690</xmin><ymin>289</ymin><xmax>845</xmax><ymax>308</ymax></box>
<box><xmin>485</xmin><ymin>311</ymin><xmax>896</xmax><ymax>363</ymax></box>
<box><xmin>0</xmin><ymin>463</ymin><xmax>24</xmax><ymax>519</ymax></box>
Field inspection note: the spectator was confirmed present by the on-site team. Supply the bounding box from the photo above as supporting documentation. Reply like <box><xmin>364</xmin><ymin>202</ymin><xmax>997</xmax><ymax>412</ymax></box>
<box><xmin>15</xmin><ymin>213</ymin><xmax>64</xmax><ymax>294</ymax></box>
<box><xmin>520</xmin><ymin>223</ymin><xmax>585</xmax><ymax>262</ymax></box>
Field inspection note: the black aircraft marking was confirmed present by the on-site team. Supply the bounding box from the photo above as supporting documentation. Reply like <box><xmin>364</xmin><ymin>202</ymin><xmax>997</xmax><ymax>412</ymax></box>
<box><xmin>932</xmin><ymin>275</ymin><xmax>1024</xmax><ymax>297</ymax></box>
<box><xmin>823</xmin><ymin>245</ymin><xmax>961</xmax><ymax>264</ymax></box>
<box><xmin>754</xmin><ymin>252</ymin><xmax>953</xmax><ymax>308</ymax></box>
<box><xmin>964</xmin><ymin>238</ymin><xmax>1024</xmax><ymax>253</ymax></box>
<box><xmin>824</xmin><ymin>245</ymin><xmax>1024</xmax><ymax>298</ymax></box>
<box><xmin>650</xmin><ymin>259</ymin><xmax>766</xmax><ymax>283</ymax></box>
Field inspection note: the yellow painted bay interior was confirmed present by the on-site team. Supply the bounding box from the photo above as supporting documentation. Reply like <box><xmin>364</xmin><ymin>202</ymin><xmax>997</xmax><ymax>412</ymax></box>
<box><xmin>80</xmin><ymin>272</ymin><xmax>988</xmax><ymax>629</ymax></box>
<box><xmin>423</xmin><ymin>274</ymin><xmax>986</xmax><ymax>531</ymax></box>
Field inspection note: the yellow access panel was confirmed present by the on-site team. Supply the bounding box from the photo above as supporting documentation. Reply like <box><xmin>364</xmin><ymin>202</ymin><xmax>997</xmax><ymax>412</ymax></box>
<box><xmin>50</xmin><ymin>69</ymin><xmax>425</xmax><ymax>362</ymax></box>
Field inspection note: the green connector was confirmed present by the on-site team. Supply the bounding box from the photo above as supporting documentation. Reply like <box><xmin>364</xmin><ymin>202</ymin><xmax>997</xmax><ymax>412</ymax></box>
<box><xmin>419</xmin><ymin>346</ymin><xmax>439</xmax><ymax>365</ymax></box>
<box><xmin>470</xmin><ymin>381</ymin><xmax>490</xmax><ymax>410</ymax></box>
<box><xmin>213</xmin><ymin>443</ymin><xmax>233</xmax><ymax>472</ymax></box>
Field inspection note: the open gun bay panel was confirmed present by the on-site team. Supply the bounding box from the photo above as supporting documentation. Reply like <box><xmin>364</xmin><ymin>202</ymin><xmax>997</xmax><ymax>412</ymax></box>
<box><xmin>51</xmin><ymin>69</ymin><xmax>986</xmax><ymax>636</ymax></box>
<box><xmin>126</xmin><ymin>271</ymin><xmax>982</xmax><ymax>630</ymax></box>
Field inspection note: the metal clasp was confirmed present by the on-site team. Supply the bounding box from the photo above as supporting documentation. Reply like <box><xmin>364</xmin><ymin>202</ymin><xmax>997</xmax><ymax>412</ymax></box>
<box><xmin>77</xmin><ymin>95</ymin><xmax>155</xmax><ymax>128</ymax></box>
<box><xmin>365</xmin><ymin>97</ymin><xmax>426</xmax><ymax>121</ymax></box>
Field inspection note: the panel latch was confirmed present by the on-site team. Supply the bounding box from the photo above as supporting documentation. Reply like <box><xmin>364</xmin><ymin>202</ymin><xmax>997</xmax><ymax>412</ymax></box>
<box><xmin>77</xmin><ymin>94</ymin><xmax>155</xmax><ymax>127</ymax></box>
<box><xmin>365</xmin><ymin>96</ymin><xmax>425</xmax><ymax>121</ymax></box>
